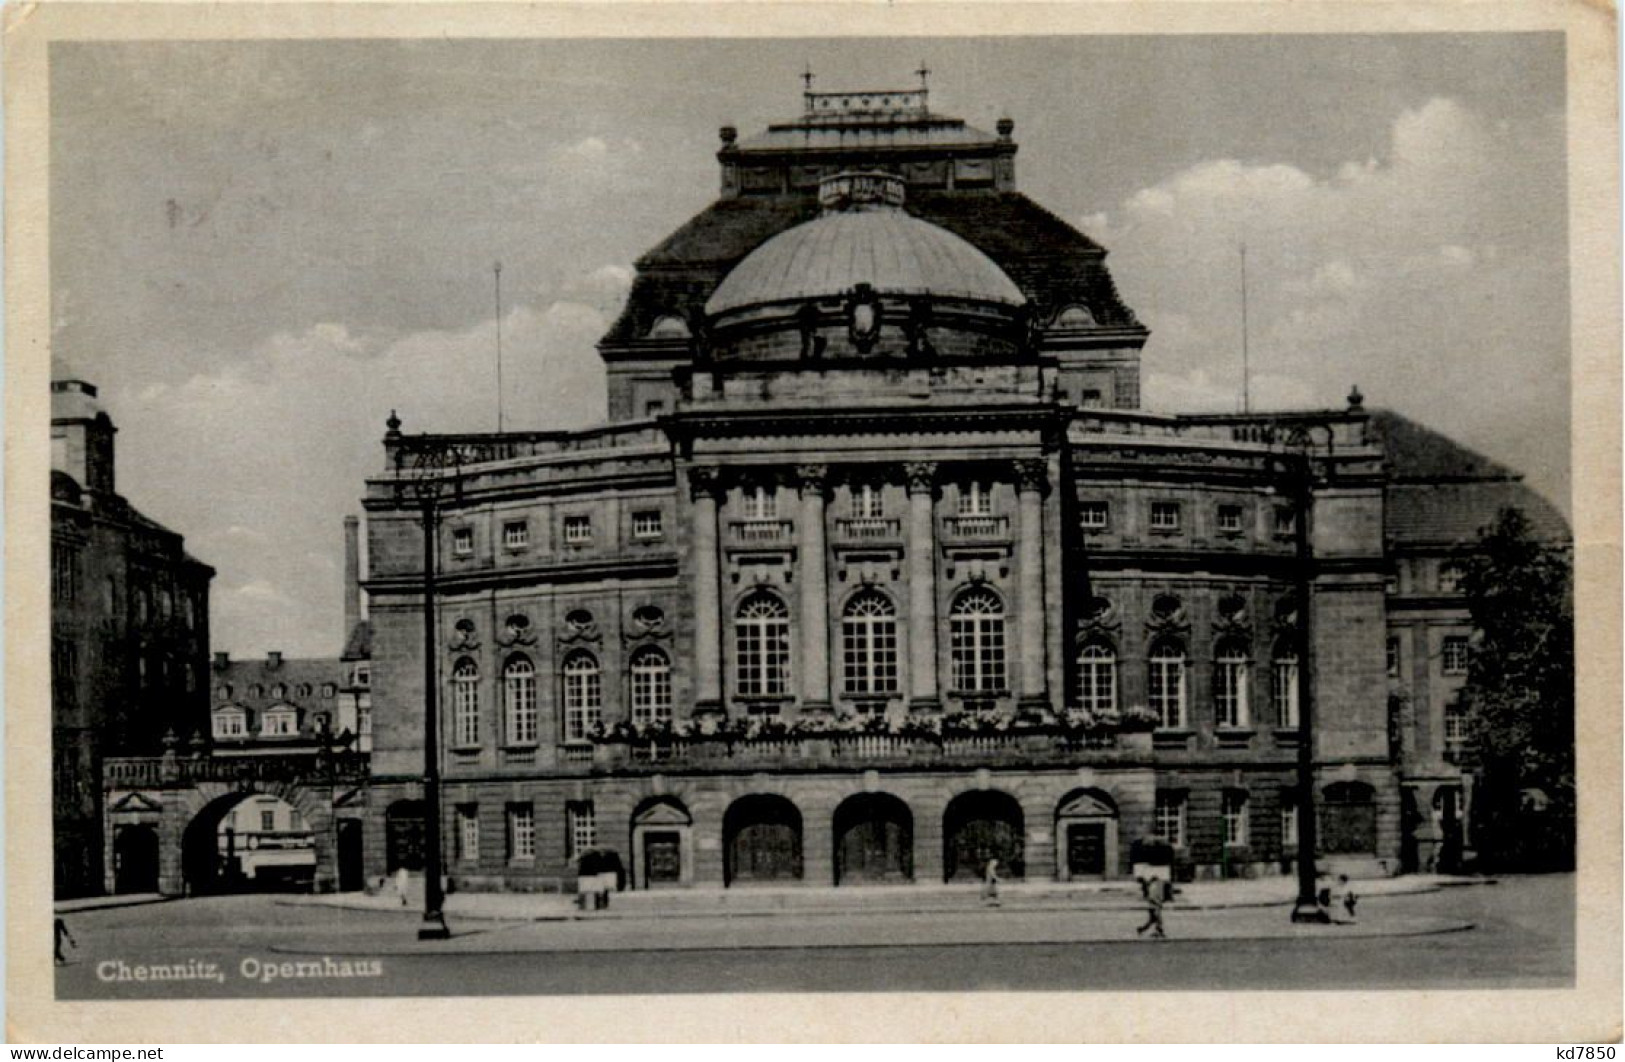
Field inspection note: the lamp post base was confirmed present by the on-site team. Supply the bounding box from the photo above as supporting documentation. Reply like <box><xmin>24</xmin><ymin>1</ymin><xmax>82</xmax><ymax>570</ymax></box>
<box><xmin>418</xmin><ymin>911</ymin><xmax>452</xmax><ymax>940</ymax></box>
<box><xmin>1290</xmin><ymin>900</ymin><xmax>1331</xmax><ymax>924</ymax></box>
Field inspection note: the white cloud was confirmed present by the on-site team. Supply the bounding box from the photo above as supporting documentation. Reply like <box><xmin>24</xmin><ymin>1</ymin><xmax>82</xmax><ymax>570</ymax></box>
<box><xmin>1081</xmin><ymin>96</ymin><xmax>1567</xmax><ymax>507</ymax></box>
<box><xmin>107</xmin><ymin>298</ymin><xmax>612</xmax><ymax>656</ymax></box>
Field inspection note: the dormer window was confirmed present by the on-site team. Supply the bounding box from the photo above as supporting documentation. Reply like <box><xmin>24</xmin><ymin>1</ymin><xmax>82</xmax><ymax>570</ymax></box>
<box><xmin>261</xmin><ymin>705</ymin><xmax>298</xmax><ymax>737</ymax></box>
<box><xmin>213</xmin><ymin>707</ymin><xmax>248</xmax><ymax>740</ymax></box>
<box><xmin>452</xmin><ymin>527</ymin><xmax>475</xmax><ymax>556</ymax></box>
<box><xmin>503</xmin><ymin>521</ymin><xmax>529</xmax><ymax>550</ymax></box>
<box><xmin>1216</xmin><ymin>505</ymin><xmax>1244</xmax><ymax>534</ymax></box>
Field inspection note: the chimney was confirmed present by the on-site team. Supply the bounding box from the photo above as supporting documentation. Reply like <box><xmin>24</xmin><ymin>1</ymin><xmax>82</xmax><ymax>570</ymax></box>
<box><xmin>343</xmin><ymin>515</ymin><xmax>361</xmax><ymax>636</ymax></box>
<box><xmin>268</xmin><ymin>651</ymin><xmax>282</xmax><ymax>668</ymax></box>
<box><xmin>213</xmin><ymin>651</ymin><xmax>229</xmax><ymax>670</ymax></box>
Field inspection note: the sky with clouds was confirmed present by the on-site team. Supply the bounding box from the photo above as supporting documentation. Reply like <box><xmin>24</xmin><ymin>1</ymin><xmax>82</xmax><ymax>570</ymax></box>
<box><xmin>50</xmin><ymin>35</ymin><xmax>1569</xmax><ymax>658</ymax></box>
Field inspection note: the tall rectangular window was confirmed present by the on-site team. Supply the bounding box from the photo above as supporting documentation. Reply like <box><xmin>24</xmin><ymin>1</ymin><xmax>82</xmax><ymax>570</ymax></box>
<box><xmin>1444</xmin><ymin>699</ymin><xmax>1469</xmax><ymax>758</ymax></box>
<box><xmin>1213</xmin><ymin>645</ymin><xmax>1250</xmax><ymax>728</ymax></box>
<box><xmin>1153</xmin><ymin>792</ymin><xmax>1186</xmax><ymax>847</ymax></box>
<box><xmin>1216</xmin><ymin>504</ymin><xmax>1244</xmax><ymax>534</ymax></box>
<box><xmin>1080</xmin><ymin>501</ymin><xmax>1109</xmax><ymax>531</ymax></box>
<box><xmin>742</xmin><ymin>486</ymin><xmax>777</xmax><ymax>521</ymax></box>
<box><xmin>261</xmin><ymin>810</ymin><xmax>276</xmax><ymax>833</ymax></box>
<box><xmin>1280</xmin><ymin>800</ymin><xmax>1299</xmax><ymax>849</ymax></box>
<box><xmin>52</xmin><ymin>546</ymin><xmax>79</xmax><ymax>603</ymax></box>
<box><xmin>949</xmin><ymin>589</ymin><xmax>1006</xmax><ymax>694</ymax></box>
<box><xmin>451</xmin><ymin>527</ymin><xmax>474</xmax><ymax>555</ymax></box>
<box><xmin>1150</xmin><ymin>502</ymin><xmax>1182</xmax><ymax>532</ymax></box>
<box><xmin>503</xmin><ymin>521</ymin><xmax>529</xmax><ymax>549</ymax></box>
<box><xmin>958</xmin><ymin>482</ymin><xmax>993</xmax><ymax>516</ymax></box>
<box><xmin>1223</xmin><ymin>791</ymin><xmax>1249</xmax><ymax>847</ymax></box>
<box><xmin>632</xmin><ymin>511</ymin><xmax>664</xmax><ymax>539</ymax></box>
<box><xmin>1273</xmin><ymin>505</ymin><xmax>1297</xmax><ymax>537</ymax></box>
<box><xmin>504</xmin><ymin>658</ymin><xmax>538</xmax><ymax>745</ymax></box>
<box><xmin>1441</xmin><ymin>635</ymin><xmax>1471</xmax><ymax>676</ymax></box>
<box><xmin>508</xmin><ymin>804</ymin><xmax>535</xmax><ymax>862</ymax></box>
<box><xmin>567</xmin><ymin>801</ymin><xmax>597</xmax><ymax>860</ymax></box>
<box><xmin>563</xmin><ymin>515</ymin><xmax>592</xmax><ymax>544</ymax></box>
<box><xmin>452</xmin><ymin>660</ymin><xmax>480</xmax><ymax>748</ymax></box>
<box><xmin>1272</xmin><ymin>654</ymin><xmax>1299</xmax><ymax>728</ymax></box>
<box><xmin>736</xmin><ymin>594</ymin><xmax>791</xmax><ymax>697</ymax></box>
<box><xmin>1386</xmin><ymin>636</ymin><xmax>1401</xmax><ymax>678</ymax></box>
<box><xmin>853</xmin><ymin>483</ymin><xmax>884</xmax><ymax>519</ymax></box>
<box><xmin>1147</xmin><ymin>644</ymin><xmax>1186</xmax><ymax>728</ymax></box>
<box><xmin>457</xmin><ymin>805</ymin><xmax>480</xmax><ymax>864</ymax></box>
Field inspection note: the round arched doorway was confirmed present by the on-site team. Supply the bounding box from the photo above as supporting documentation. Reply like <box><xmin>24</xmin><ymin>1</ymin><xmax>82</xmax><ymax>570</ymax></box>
<box><xmin>833</xmin><ymin>792</ymin><xmax>913</xmax><ymax>885</ymax></box>
<box><xmin>942</xmin><ymin>790</ymin><xmax>1024</xmax><ymax>882</ymax></box>
<box><xmin>723</xmin><ymin>794</ymin><xmax>803</xmax><ymax>886</ymax></box>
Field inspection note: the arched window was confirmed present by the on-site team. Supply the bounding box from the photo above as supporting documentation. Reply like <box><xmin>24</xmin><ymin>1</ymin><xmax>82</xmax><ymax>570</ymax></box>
<box><xmin>1213</xmin><ymin>638</ymin><xmax>1251</xmax><ymax>729</ymax></box>
<box><xmin>1272</xmin><ymin>639</ymin><xmax>1299</xmax><ymax>729</ymax></box>
<box><xmin>504</xmin><ymin>656</ymin><xmax>537</xmax><ymax>745</ymax></box>
<box><xmin>842</xmin><ymin>592</ymin><xmax>899</xmax><ymax>696</ymax></box>
<box><xmin>561</xmin><ymin>652</ymin><xmax>601</xmax><ymax>741</ymax></box>
<box><xmin>1147</xmin><ymin>638</ymin><xmax>1186</xmax><ymax>729</ymax></box>
<box><xmin>628</xmin><ymin>647</ymin><xmax>672</xmax><ymax>725</ymax></box>
<box><xmin>451</xmin><ymin>658</ymin><xmax>480</xmax><ymax>748</ymax></box>
<box><xmin>1077</xmin><ymin>640</ymin><xmax>1117</xmax><ymax>713</ymax></box>
<box><xmin>950</xmin><ymin>588</ymin><xmax>1006</xmax><ymax>694</ymax></box>
<box><xmin>736</xmin><ymin>593</ymin><xmax>790</xmax><ymax>697</ymax></box>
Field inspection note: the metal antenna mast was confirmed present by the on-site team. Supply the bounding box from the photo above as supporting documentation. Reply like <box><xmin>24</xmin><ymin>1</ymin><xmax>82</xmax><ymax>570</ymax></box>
<box><xmin>494</xmin><ymin>261</ymin><xmax>505</xmax><ymax>434</ymax></box>
<box><xmin>1240</xmin><ymin>243</ymin><xmax>1251</xmax><ymax>415</ymax></box>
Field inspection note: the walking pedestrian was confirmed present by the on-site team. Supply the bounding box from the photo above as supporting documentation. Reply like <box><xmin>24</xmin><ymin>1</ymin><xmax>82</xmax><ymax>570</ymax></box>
<box><xmin>1338</xmin><ymin>874</ymin><xmax>1359</xmax><ymax>921</ymax></box>
<box><xmin>54</xmin><ymin>917</ymin><xmax>76</xmax><ymax>965</ymax></box>
<box><xmin>981</xmin><ymin>858</ymin><xmax>1001</xmax><ymax>907</ymax></box>
<box><xmin>1136</xmin><ymin>876</ymin><xmax>1168</xmax><ymax>939</ymax></box>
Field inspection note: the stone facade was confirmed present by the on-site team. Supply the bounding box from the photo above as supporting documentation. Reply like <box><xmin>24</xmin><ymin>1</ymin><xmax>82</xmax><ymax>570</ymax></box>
<box><xmin>351</xmin><ymin>88</ymin><xmax>1503</xmax><ymax>893</ymax></box>
<box><xmin>52</xmin><ymin>373</ymin><xmax>214</xmax><ymax>897</ymax></box>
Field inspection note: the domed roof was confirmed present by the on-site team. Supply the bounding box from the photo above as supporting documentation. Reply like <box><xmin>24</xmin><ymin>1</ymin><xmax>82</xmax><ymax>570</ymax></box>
<box><xmin>705</xmin><ymin>173</ymin><xmax>1025</xmax><ymax>316</ymax></box>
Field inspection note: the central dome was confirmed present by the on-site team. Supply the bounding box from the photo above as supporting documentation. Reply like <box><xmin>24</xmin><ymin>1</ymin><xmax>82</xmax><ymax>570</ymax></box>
<box><xmin>705</xmin><ymin>172</ymin><xmax>1026</xmax><ymax>317</ymax></box>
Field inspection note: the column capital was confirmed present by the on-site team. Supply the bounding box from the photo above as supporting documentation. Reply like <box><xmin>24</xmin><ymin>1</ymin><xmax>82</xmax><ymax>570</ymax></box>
<box><xmin>1014</xmin><ymin>457</ymin><xmax>1049</xmax><ymax>494</ymax></box>
<box><xmin>794</xmin><ymin>464</ymin><xmax>829</xmax><ymax>495</ymax></box>
<box><xmin>687</xmin><ymin>466</ymin><xmax>722</xmax><ymax>501</ymax></box>
<box><xmin>903</xmin><ymin>461</ymin><xmax>938</xmax><ymax>495</ymax></box>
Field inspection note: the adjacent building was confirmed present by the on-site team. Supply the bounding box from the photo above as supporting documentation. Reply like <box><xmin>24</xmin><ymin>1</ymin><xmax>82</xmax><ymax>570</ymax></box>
<box><xmin>52</xmin><ymin>369</ymin><xmax>214</xmax><ymax>897</ymax></box>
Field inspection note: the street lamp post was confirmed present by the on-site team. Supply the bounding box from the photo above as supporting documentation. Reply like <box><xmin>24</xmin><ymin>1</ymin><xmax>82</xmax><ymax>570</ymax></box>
<box><xmin>1274</xmin><ymin>425</ymin><xmax>1331</xmax><ymax>925</ymax></box>
<box><xmin>392</xmin><ymin>415</ymin><xmax>462</xmax><ymax>940</ymax></box>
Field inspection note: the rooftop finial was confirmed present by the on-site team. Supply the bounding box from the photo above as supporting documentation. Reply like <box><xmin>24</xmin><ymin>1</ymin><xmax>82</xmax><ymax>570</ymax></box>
<box><xmin>916</xmin><ymin>61</ymin><xmax>931</xmax><ymax>93</ymax></box>
<box><xmin>1347</xmin><ymin>384</ymin><xmax>1365</xmax><ymax>411</ymax></box>
<box><xmin>802</xmin><ymin>63</ymin><xmax>815</xmax><ymax>93</ymax></box>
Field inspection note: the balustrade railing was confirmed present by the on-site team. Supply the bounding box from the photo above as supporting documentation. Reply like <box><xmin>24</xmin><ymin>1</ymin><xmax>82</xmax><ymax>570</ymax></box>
<box><xmin>103</xmin><ymin>752</ymin><xmax>370</xmax><ymax>789</ymax></box>
<box><xmin>943</xmin><ymin>515</ymin><xmax>1009</xmax><ymax>538</ymax></box>
<box><xmin>835</xmin><ymin>518</ymin><xmax>901</xmax><ymax>541</ymax></box>
<box><xmin>729</xmin><ymin>519</ymin><xmax>793</xmax><ymax>544</ymax></box>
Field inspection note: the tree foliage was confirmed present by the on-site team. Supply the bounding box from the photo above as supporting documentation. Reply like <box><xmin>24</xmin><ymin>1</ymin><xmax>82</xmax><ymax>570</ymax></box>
<box><xmin>1455</xmin><ymin>507</ymin><xmax>1574</xmax><ymax>870</ymax></box>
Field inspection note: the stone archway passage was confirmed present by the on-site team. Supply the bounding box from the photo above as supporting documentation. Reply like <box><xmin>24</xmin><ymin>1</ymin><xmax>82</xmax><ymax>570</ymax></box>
<box><xmin>113</xmin><ymin>824</ymin><xmax>160</xmax><ymax>894</ymax></box>
<box><xmin>834</xmin><ymin>793</ymin><xmax>914</xmax><ymax>885</ymax></box>
<box><xmin>943</xmin><ymin>790</ymin><xmax>1025</xmax><ymax>882</ymax></box>
<box><xmin>182</xmin><ymin>791</ymin><xmax>316</xmax><ymax>895</ymax></box>
<box><xmin>723</xmin><ymin>794</ymin><xmax>803</xmax><ymax>886</ymax></box>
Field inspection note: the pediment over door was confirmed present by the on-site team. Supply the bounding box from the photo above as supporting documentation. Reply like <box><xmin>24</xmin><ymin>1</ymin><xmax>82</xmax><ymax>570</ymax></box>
<box><xmin>634</xmin><ymin>801</ymin><xmax>693</xmax><ymax>827</ymax></box>
<box><xmin>1057</xmin><ymin>793</ymin><xmax>1116</xmax><ymax>819</ymax></box>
